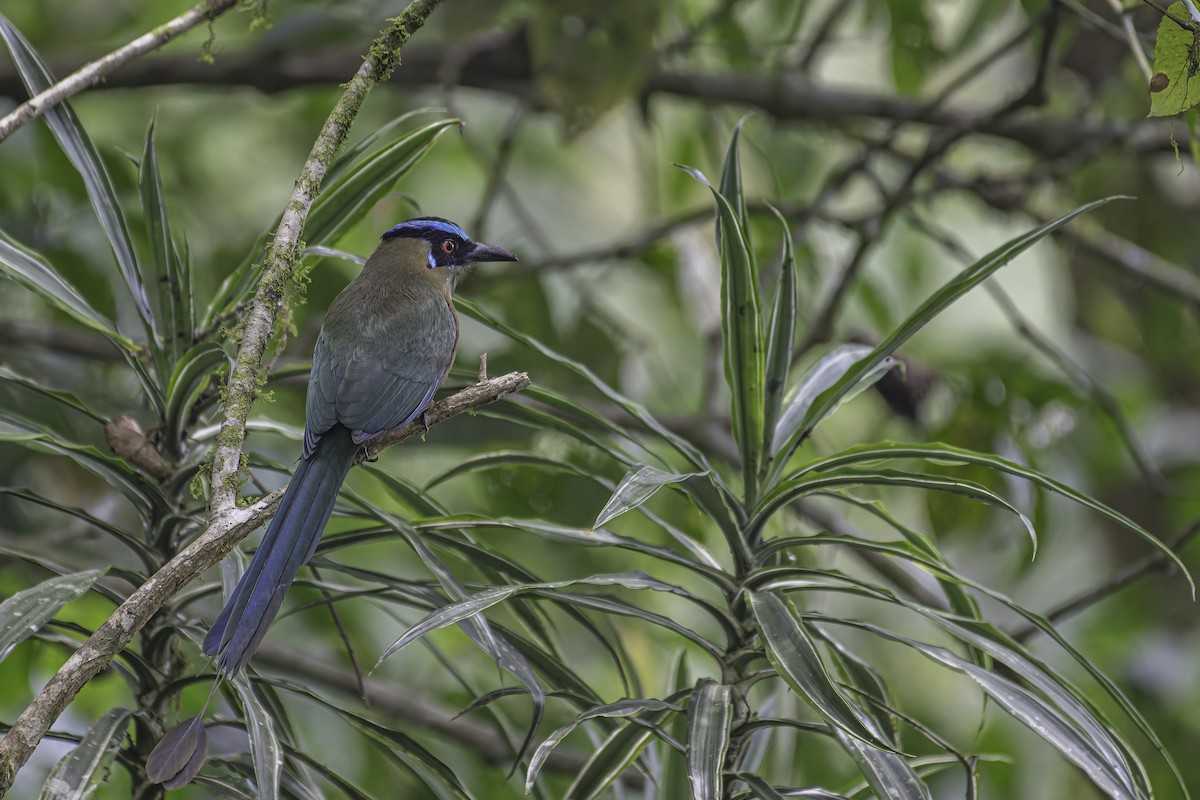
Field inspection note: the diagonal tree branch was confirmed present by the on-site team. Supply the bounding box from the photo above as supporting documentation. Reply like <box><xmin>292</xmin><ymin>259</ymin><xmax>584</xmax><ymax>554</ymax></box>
<box><xmin>0</xmin><ymin>371</ymin><xmax>529</xmax><ymax>795</ymax></box>
<box><xmin>0</xmin><ymin>0</ymin><xmax>239</xmax><ymax>143</ymax></box>
<box><xmin>209</xmin><ymin>0</ymin><xmax>446</xmax><ymax>513</ymax></box>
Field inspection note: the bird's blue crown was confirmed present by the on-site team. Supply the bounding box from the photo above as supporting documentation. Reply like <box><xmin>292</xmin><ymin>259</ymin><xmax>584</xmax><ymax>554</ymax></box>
<box><xmin>381</xmin><ymin>217</ymin><xmax>469</xmax><ymax>243</ymax></box>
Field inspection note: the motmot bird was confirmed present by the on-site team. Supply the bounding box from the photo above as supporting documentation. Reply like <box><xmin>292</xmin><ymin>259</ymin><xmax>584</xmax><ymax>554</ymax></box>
<box><xmin>204</xmin><ymin>218</ymin><xmax>517</xmax><ymax>677</ymax></box>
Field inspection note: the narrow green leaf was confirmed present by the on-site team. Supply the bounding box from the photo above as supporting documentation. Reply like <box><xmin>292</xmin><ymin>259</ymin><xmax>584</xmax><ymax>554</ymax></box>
<box><xmin>718</xmin><ymin>116</ymin><xmax>754</xmax><ymax>250</ymax></box>
<box><xmin>276</xmin><ymin>680</ymin><xmax>472</xmax><ymax>800</ymax></box>
<box><xmin>459</xmin><ymin>295</ymin><xmax>746</xmax><ymax>560</ymax></box>
<box><xmin>762</xmin><ymin>205</ymin><xmax>797</xmax><ymax>464</ymax></box>
<box><xmin>747</xmin><ymin>591</ymin><xmax>891</xmax><ymax>750</ymax></box>
<box><xmin>0</xmin><ymin>15</ymin><xmax>157</xmax><ymax>343</ymax></box>
<box><xmin>833</xmin><ymin>619</ymin><xmax>1139</xmax><ymax>800</ymax></box>
<box><xmin>834</xmin><ymin>729</ymin><xmax>931</xmax><ymax>800</ymax></box>
<box><xmin>0</xmin><ymin>366</ymin><xmax>107</xmax><ymax>424</ymax></box>
<box><xmin>231</xmin><ymin>676</ymin><xmax>282</xmax><ymax>800</ymax></box>
<box><xmin>687</xmin><ymin>679</ymin><xmax>733</xmax><ymax>800</ymax></box>
<box><xmin>0</xmin><ymin>232</ymin><xmax>132</xmax><ymax>349</ymax></box>
<box><xmin>140</xmin><ymin>117</ymin><xmax>192</xmax><ymax>360</ymax></box>
<box><xmin>564</xmin><ymin>711</ymin><xmax>671</xmax><ymax>800</ymax></box>
<box><xmin>0</xmin><ymin>486</ymin><xmax>156</xmax><ymax>568</ymax></box>
<box><xmin>348</xmin><ymin>497</ymin><xmax>545</xmax><ymax>766</ymax></box>
<box><xmin>796</xmin><ymin>197</ymin><xmax>1123</xmax><ymax>445</ymax></box>
<box><xmin>772</xmin><ymin>344</ymin><xmax>899</xmax><ymax>459</ymax></box>
<box><xmin>0</xmin><ymin>569</ymin><xmax>106</xmax><ymax>662</ymax></box>
<box><xmin>678</xmin><ymin>161</ymin><xmax>764</xmax><ymax>503</ymax></box>
<box><xmin>416</xmin><ymin>517</ymin><xmax>730</xmax><ymax>589</ymax></box>
<box><xmin>457</xmin><ymin>297</ymin><xmax>719</xmax><ymax>477</ymax></box>
<box><xmin>526</xmin><ymin>699</ymin><xmax>679</xmax><ymax>792</ymax></box>
<box><xmin>378</xmin><ymin>571</ymin><xmax>698</xmax><ymax>665</ymax></box>
<box><xmin>325</xmin><ymin>108</ymin><xmax>445</xmax><ymax>183</ymax></box>
<box><xmin>730</xmin><ymin>772</ymin><xmax>792</xmax><ymax>799</ymax></box>
<box><xmin>795</xmin><ymin>441</ymin><xmax>1192</xmax><ymax>594</ymax></box>
<box><xmin>39</xmin><ymin>708</ymin><xmax>131</xmax><ymax>800</ymax></box>
<box><xmin>594</xmin><ymin>464</ymin><xmax>704</xmax><ymax>529</ymax></box>
<box><xmin>755</xmin><ymin>468</ymin><xmax>1037</xmax><ymax>556</ymax></box>
<box><xmin>164</xmin><ymin>342</ymin><xmax>227</xmax><ymax>454</ymax></box>
<box><xmin>306</xmin><ymin>118</ymin><xmax>460</xmax><ymax>246</ymax></box>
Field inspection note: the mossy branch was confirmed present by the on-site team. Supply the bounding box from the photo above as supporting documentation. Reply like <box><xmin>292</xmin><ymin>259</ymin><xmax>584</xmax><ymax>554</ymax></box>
<box><xmin>208</xmin><ymin>0</ymin><xmax>447</xmax><ymax>513</ymax></box>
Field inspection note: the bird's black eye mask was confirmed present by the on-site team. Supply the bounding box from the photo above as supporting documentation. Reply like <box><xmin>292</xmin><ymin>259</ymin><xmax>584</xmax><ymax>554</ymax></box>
<box><xmin>381</xmin><ymin>217</ymin><xmax>472</xmax><ymax>269</ymax></box>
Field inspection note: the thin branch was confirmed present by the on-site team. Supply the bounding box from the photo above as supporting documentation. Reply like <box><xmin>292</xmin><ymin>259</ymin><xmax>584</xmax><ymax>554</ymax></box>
<box><xmin>1103</xmin><ymin>0</ymin><xmax>1154</xmax><ymax>80</ymax></box>
<box><xmin>0</xmin><ymin>39</ymin><xmax>1187</xmax><ymax>156</ymax></box>
<box><xmin>0</xmin><ymin>371</ymin><xmax>530</xmax><ymax>794</ymax></box>
<box><xmin>1141</xmin><ymin>0</ymin><xmax>1198</xmax><ymax>30</ymax></box>
<box><xmin>1013</xmin><ymin>519</ymin><xmax>1200</xmax><ymax>642</ymax></box>
<box><xmin>208</xmin><ymin>0</ymin><xmax>447</xmax><ymax>514</ymax></box>
<box><xmin>0</xmin><ymin>0</ymin><xmax>239</xmax><ymax>143</ymax></box>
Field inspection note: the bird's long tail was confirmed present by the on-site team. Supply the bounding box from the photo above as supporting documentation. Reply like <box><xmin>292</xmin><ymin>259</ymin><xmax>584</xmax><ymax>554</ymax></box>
<box><xmin>203</xmin><ymin>425</ymin><xmax>357</xmax><ymax>677</ymax></box>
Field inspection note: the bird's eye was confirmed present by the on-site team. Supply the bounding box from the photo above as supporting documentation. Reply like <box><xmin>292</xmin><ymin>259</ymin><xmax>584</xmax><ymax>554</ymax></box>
<box><xmin>440</xmin><ymin>239</ymin><xmax>457</xmax><ymax>255</ymax></box>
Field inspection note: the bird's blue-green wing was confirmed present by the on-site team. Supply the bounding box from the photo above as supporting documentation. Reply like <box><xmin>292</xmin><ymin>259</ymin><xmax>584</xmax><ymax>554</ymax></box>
<box><xmin>304</xmin><ymin>290</ymin><xmax>457</xmax><ymax>456</ymax></box>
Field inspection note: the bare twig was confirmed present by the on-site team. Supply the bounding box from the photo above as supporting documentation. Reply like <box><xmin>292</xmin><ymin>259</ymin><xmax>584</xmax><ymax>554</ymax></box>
<box><xmin>0</xmin><ymin>371</ymin><xmax>529</xmax><ymax>794</ymax></box>
<box><xmin>1141</xmin><ymin>0</ymin><xmax>1198</xmax><ymax>30</ymax></box>
<box><xmin>0</xmin><ymin>0</ymin><xmax>239</xmax><ymax>143</ymax></box>
<box><xmin>1013</xmin><ymin>519</ymin><xmax>1200</xmax><ymax>642</ymax></box>
<box><xmin>1103</xmin><ymin>0</ymin><xmax>1154</xmax><ymax>80</ymax></box>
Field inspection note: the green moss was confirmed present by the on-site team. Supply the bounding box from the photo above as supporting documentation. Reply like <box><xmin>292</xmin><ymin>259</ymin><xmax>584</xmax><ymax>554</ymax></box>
<box><xmin>240</xmin><ymin>0</ymin><xmax>271</xmax><ymax>30</ymax></box>
<box><xmin>199</xmin><ymin>20</ymin><xmax>217</xmax><ymax>64</ymax></box>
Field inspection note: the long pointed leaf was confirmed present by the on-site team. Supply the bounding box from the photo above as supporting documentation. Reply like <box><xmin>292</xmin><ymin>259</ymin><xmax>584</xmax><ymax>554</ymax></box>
<box><xmin>0</xmin><ymin>366</ymin><xmax>107</xmax><ymax>424</ymax></box>
<box><xmin>772</xmin><ymin>345</ymin><xmax>899</xmax><ymax>460</ymax></box>
<box><xmin>0</xmin><ymin>569</ymin><xmax>106</xmax><ymax>662</ymax></box>
<box><xmin>678</xmin><ymin>160</ymin><xmax>764</xmax><ymax>503</ymax></box>
<box><xmin>563</xmin><ymin>710</ymin><xmax>672</xmax><ymax>800</ymax></box>
<box><xmin>140</xmin><ymin>117</ymin><xmax>191</xmax><ymax>360</ymax></box>
<box><xmin>834</xmin><ymin>729</ymin><xmax>931</xmax><ymax>800</ymax></box>
<box><xmin>795</xmin><ymin>441</ymin><xmax>1192</xmax><ymax>594</ymax></box>
<box><xmin>747</xmin><ymin>591</ymin><xmax>891</xmax><ymax>750</ymax></box>
<box><xmin>526</xmin><ymin>698</ymin><xmax>679</xmax><ymax>792</ymax></box>
<box><xmin>39</xmin><ymin>708</ymin><xmax>131</xmax><ymax>800</ymax></box>
<box><xmin>0</xmin><ymin>15</ymin><xmax>157</xmax><ymax>344</ymax></box>
<box><xmin>231</xmin><ymin>676</ymin><xmax>282</xmax><ymax>800</ymax></box>
<box><xmin>687</xmin><ymin>679</ymin><xmax>733</xmax><ymax>800</ymax></box>
<box><xmin>594</xmin><ymin>464</ymin><xmax>704</xmax><ymax>529</ymax></box>
<box><xmin>0</xmin><ymin>232</ymin><xmax>132</xmax><ymax>349</ymax></box>
<box><xmin>795</xmin><ymin>197</ymin><xmax>1123</xmax><ymax>447</ymax></box>
<box><xmin>306</xmin><ymin>118</ymin><xmax>460</xmax><ymax>246</ymax></box>
<box><xmin>826</xmin><ymin>618</ymin><xmax>1139</xmax><ymax>800</ymax></box>
<box><xmin>762</xmin><ymin>205</ymin><xmax>797</xmax><ymax>464</ymax></box>
<box><xmin>754</xmin><ymin>468</ymin><xmax>1037</xmax><ymax>556</ymax></box>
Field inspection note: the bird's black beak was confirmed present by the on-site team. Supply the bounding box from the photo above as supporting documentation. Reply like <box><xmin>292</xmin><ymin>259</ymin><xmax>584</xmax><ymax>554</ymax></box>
<box><xmin>469</xmin><ymin>242</ymin><xmax>519</xmax><ymax>263</ymax></box>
